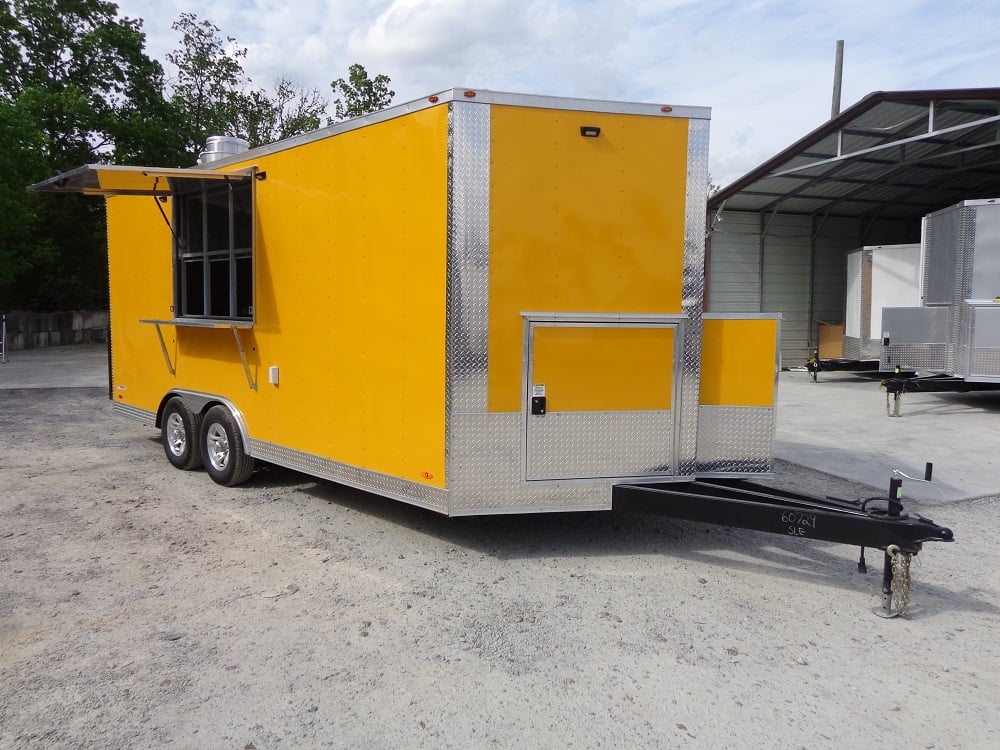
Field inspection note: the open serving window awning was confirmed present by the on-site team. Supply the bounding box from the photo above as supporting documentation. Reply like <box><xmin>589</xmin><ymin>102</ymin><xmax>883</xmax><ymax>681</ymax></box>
<box><xmin>709</xmin><ymin>88</ymin><xmax>1000</xmax><ymax>221</ymax></box>
<box><xmin>29</xmin><ymin>164</ymin><xmax>254</xmax><ymax>197</ymax></box>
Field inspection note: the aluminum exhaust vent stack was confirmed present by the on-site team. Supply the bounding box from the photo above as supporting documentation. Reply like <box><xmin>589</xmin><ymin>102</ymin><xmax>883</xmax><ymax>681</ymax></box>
<box><xmin>198</xmin><ymin>135</ymin><xmax>250</xmax><ymax>164</ymax></box>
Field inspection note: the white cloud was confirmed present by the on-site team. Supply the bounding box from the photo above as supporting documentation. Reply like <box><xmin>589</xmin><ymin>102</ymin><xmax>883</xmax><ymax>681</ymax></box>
<box><xmin>113</xmin><ymin>0</ymin><xmax>1000</xmax><ymax>185</ymax></box>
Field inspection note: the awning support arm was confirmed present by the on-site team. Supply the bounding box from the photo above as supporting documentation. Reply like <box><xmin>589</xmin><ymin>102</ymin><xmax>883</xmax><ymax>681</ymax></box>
<box><xmin>232</xmin><ymin>325</ymin><xmax>258</xmax><ymax>391</ymax></box>
<box><xmin>151</xmin><ymin>178</ymin><xmax>177</xmax><ymax>241</ymax></box>
<box><xmin>152</xmin><ymin>322</ymin><xmax>176</xmax><ymax>376</ymax></box>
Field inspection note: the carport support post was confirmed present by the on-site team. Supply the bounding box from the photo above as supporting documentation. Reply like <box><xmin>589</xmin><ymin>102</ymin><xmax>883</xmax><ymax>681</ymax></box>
<box><xmin>877</xmin><ymin>477</ymin><xmax>904</xmax><ymax>617</ymax></box>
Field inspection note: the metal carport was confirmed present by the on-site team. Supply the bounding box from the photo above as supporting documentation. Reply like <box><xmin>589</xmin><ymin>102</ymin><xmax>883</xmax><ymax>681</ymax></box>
<box><xmin>706</xmin><ymin>88</ymin><xmax>1000</xmax><ymax>365</ymax></box>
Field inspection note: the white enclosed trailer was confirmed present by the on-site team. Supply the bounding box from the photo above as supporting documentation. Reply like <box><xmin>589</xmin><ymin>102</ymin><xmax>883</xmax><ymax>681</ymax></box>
<box><xmin>882</xmin><ymin>199</ymin><xmax>1000</xmax><ymax>381</ymax></box>
<box><xmin>844</xmin><ymin>244</ymin><xmax>923</xmax><ymax>361</ymax></box>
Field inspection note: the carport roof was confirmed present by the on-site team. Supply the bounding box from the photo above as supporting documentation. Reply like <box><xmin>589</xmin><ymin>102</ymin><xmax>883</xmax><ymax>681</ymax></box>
<box><xmin>708</xmin><ymin>88</ymin><xmax>1000</xmax><ymax>221</ymax></box>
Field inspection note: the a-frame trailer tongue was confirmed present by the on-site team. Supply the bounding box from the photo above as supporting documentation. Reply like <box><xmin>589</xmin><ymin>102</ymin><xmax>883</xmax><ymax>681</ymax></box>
<box><xmin>614</xmin><ymin>472</ymin><xmax>953</xmax><ymax>618</ymax></box>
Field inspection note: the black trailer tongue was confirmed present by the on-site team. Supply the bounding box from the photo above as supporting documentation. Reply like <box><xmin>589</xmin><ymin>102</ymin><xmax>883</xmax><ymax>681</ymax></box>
<box><xmin>613</xmin><ymin>472</ymin><xmax>953</xmax><ymax>617</ymax></box>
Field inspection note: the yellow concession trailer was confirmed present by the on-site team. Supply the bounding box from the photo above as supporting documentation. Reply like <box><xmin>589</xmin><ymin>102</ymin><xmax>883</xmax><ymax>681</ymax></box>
<box><xmin>32</xmin><ymin>89</ymin><xmax>781</xmax><ymax>515</ymax></box>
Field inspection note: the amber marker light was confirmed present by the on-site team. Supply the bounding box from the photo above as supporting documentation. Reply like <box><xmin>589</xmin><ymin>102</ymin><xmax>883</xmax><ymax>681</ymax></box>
<box><xmin>422</xmin><ymin>471</ymin><xmax>434</xmax><ymax>480</ymax></box>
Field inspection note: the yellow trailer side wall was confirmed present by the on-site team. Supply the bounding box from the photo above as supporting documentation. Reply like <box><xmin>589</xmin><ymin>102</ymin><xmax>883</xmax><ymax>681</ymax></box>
<box><xmin>487</xmin><ymin>107</ymin><xmax>690</xmax><ymax>412</ymax></box>
<box><xmin>107</xmin><ymin>105</ymin><xmax>449</xmax><ymax>488</ymax></box>
<box><xmin>700</xmin><ymin>318</ymin><xmax>778</xmax><ymax>407</ymax></box>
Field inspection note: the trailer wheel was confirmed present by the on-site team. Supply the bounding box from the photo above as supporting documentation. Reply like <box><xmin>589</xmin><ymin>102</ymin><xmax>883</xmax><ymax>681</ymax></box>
<box><xmin>161</xmin><ymin>397</ymin><xmax>203</xmax><ymax>471</ymax></box>
<box><xmin>200</xmin><ymin>405</ymin><xmax>255</xmax><ymax>486</ymax></box>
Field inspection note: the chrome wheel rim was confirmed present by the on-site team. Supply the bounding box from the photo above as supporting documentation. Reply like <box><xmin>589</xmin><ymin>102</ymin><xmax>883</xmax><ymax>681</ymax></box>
<box><xmin>206</xmin><ymin>423</ymin><xmax>230</xmax><ymax>471</ymax></box>
<box><xmin>165</xmin><ymin>412</ymin><xmax>187</xmax><ymax>457</ymax></box>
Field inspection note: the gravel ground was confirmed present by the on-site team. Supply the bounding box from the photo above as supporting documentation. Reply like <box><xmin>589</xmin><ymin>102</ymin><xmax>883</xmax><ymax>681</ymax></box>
<box><xmin>1</xmin><ymin>387</ymin><xmax>997</xmax><ymax>749</ymax></box>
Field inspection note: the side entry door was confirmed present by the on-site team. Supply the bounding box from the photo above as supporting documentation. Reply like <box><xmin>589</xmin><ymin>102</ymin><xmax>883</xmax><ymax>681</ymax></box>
<box><xmin>524</xmin><ymin>316</ymin><xmax>682</xmax><ymax>482</ymax></box>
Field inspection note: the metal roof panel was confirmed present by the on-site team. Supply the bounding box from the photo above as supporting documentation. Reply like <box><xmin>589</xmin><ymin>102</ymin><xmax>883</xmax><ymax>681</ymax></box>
<box><xmin>711</xmin><ymin>88</ymin><xmax>1000</xmax><ymax>220</ymax></box>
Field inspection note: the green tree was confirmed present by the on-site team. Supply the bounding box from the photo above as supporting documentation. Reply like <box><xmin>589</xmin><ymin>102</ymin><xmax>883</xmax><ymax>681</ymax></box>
<box><xmin>330</xmin><ymin>63</ymin><xmax>394</xmax><ymax>123</ymax></box>
<box><xmin>0</xmin><ymin>0</ymin><xmax>172</xmax><ymax>167</ymax></box>
<box><xmin>237</xmin><ymin>78</ymin><xmax>327</xmax><ymax>148</ymax></box>
<box><xmin>165</xmin><ymin>14</ymin><xmax>328</xmax><ymax>159</ymax></box>
<box><xmin>0</xmin><ymin>99</ymin><xmax>52</xmax><ymax>297</ymax></box>
<box><xmin>0</xmin><ymin>0</ymin><xmax>170</xmax><ymax>310</ymax></box>
<box><xmin>164</xmin><ymin>12</ymin><xmax>248</xmax><ymax>162</ymax></box>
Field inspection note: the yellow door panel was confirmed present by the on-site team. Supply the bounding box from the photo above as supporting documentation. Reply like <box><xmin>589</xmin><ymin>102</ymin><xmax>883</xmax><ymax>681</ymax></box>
<box><xmin>532</xmin><ymin>325</ymin><xmax>675</xmax><ymax>412</ymax></box>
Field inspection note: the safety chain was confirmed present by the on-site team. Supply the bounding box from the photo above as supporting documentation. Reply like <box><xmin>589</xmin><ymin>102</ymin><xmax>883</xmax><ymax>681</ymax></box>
<box><xmin>887</xmin><ymin>544</ymin><xmax>912</xmax><ymax>616</ymax></box>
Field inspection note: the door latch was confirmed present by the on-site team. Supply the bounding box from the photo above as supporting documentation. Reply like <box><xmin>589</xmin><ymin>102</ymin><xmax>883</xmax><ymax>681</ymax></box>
<box><xmin>531</xmin><ymin>395</ymin><xmax>546</xmax><ymax>415</ymax></box>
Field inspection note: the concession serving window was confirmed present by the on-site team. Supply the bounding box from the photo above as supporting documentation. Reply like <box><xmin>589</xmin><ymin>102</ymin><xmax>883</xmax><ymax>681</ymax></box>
<box><xmin>29</xmin><ymin>164</ymin><xmax>258</xmax><ymax>324</ymax></box>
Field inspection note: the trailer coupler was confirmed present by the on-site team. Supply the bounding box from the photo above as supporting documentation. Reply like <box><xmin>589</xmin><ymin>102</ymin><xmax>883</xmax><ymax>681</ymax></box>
<box><xmin>612</xmin><ymin>476</ymin><xmax>953</xmax><ymax>616</ymax></box>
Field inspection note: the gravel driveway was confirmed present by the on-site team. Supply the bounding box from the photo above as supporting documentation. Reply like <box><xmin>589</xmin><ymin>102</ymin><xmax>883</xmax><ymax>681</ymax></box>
<box><xmin>1</xmin><ymin>386</ymin><xmax>997</xmax><ymax>749</ymax></box>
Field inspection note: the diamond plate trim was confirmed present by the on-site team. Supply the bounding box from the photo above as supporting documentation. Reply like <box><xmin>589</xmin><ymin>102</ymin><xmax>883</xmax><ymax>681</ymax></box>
<box><xmin>922</xmin><ymin>208</ymin><xmax>959</xmax><ymax>373</ymax></box>
<box><xmin>970</xmin><ymin>348</ymin><xmax>1000</xmax><ymax>379</ymax></box>
<box><xmin>112</xmin><ymin>401</ymin><xmax>156</xmax><ymax>427</ymax></box>
<box><xmin>920</xmin><ymin>215</ymin><xmax>933</xmax><ymax>301</ymax></box>
<box><xmin>953</xmin><ymin>207</ymin><xmax>978</xmax><ymax>374</ymax></box>
<box><xmin>842</xmin><ymin>336</ymin><xmax>863</xmax><ymax>361</ymax></box>
<box><xmin>861</xmin><ymin>249</ymin><xmax>873</xmax><ymax>351</ymax></box>
<box><xmin>526</xmin><ymin>410</ymin><xmax>673</xmax><ymax>481</ymax></box>
<box><xmin>447</xmin><ymin>413</ymin><xmax>611</xmax><ymax>512</ymax></box>
<box><xmin>445</xmin><ymin>101</ymin><xmax>491</xmax><ymax>511</ymax></box>
<box><xmin>880</xmin><ymin>343</ymin><xmax>949</xmax><ymax>372</ymax></box>
<box><xmin>679</xmin><ymin>118</ymin><xmax>710</xmax><ymax>476</ymax></box>
<box><xmin>446</xmin><ymin>102</ymin><xmax>491</xmax><ymax>417</ymax></box>
<box><xmin>249</xmin><ymin>439</ymin><xmax>449</xmax><ymax>512</ymax></box>
<box><xmin>695</xmin><ymin>406</ymin><xmax>773</xmax><ymax>474</ymax></box>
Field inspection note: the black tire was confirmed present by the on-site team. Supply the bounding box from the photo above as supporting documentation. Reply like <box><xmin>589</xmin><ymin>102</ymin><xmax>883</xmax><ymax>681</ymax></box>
<box><xmin>161</xmin><ymin>397</ymin><xmax>203</xmax><ymax>470</ymax></box>
<box><xmin>200</xmin><ymin>405</ymin><xmax>255</xmax><ymax>486</ymax></box>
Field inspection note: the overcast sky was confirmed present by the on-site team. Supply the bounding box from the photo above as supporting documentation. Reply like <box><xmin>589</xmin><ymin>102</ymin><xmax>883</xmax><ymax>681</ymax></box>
<box><xmin>113</xmin><ymin>0</ymin><xmax>1000</xmax><ymax>187</ymax></box>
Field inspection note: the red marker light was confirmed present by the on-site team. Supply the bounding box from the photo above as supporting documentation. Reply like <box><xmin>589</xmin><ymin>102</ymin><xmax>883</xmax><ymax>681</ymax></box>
<box><xmin>463</xmin><ymin>90</ymin><xmax>477</xmax><ymax>98</ymax></box>
<box><xmin>428</xmin><ymin>95</ymin><xmax>439</xmax><ymax>103</ymax></box>
<box><xmin>660</xmin><ymin>105</ymin><xmax>673</xmax><ymax>113</ymax></box>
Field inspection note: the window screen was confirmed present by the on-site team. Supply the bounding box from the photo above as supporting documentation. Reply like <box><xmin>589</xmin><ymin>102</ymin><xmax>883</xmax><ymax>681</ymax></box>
<box><xmin>173</xmin><ymin>179</ymin><xmax>253</xmax><ymax>320</ymax></box>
